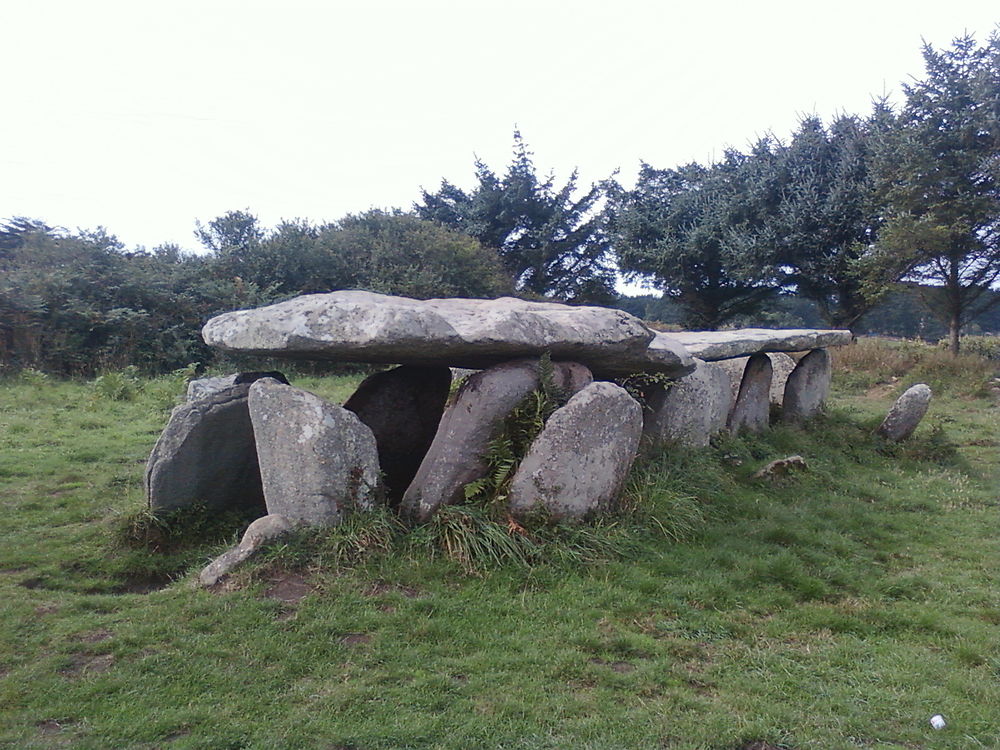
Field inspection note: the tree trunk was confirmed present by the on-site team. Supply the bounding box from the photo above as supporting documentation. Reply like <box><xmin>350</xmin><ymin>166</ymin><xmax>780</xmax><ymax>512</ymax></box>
<box><xmin>948</xmin><ymin>311</ymin><xmax>961</xmax><ymax>356</ymax></box>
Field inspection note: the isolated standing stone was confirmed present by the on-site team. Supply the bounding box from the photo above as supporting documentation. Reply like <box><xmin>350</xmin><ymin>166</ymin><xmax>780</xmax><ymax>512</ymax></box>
<box><xmin>146</xmin><ymin>384</ymin><xmax>265</xmax><ymax>514</ymax></box>
<box><xmin>782</xmin><ymin>348</ymin><xmax>831</xmax><ymax>419</ymax></box>
<box><xmin>400</xmin><ymin>359</ymin><xmax>592</xmax><ymax>523</ymax></box>
<box><xmin>343</xmin><ymin>365</ymin><xmax>452</xmax><ymax>505</ymax></box>
<box><xmin>877</xmin><ymin>384</ymin><xmax>933</xmax><ymax>442</ymax></box>
<box><xmin>199</xmin><ymin>514</ymin><xmax>295</xmax><ymax>587</ymax></box>
<box><xmin>643</xmin><ymin>359</ymin><xmax>732</xmax><ymax>447</ymax></box>
<box><xmin>186</xmin><ymin>371</ymin><xmax>289</xmax><ymax>402</ymax></box>
<box><xmin>508</xmin><ymin>382</ymin><xmax>642</xmax><ymax>520</ymax></box>
<box><xmin>249</xmin><ymin>379</ymin><xmax>380</xmax><ymax>525</ymax></box>
<box><xmin>727</xmin><ymin>353</ymin><xmax>773</xmax><ymax>433</ymax></box>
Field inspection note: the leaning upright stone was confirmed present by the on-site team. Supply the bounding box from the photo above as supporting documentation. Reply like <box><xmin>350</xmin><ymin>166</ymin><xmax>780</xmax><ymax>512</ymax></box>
<box><xmin>146</xmin><ymin>384</ymin><xmax>265</xmax><ymax>514</ymax></box>
<box><xmin>782</xmin><ymin>349</ymin><xmax>832</xmax><ymax>420</ymax></box>
<box><xmin>248</xmin><ymin>379</ymin><xmax>380</xmax><ymax>525</ymax></box>
<box><xmin>643</xmin><ymin>359</ymin><xmax>732</xmax><ymax>447</ymax></box>
<box><xmin>727</xmin><ymin>353</ymin><xmax>773</xmax><ymax>433</ymax></box>
<box><xmin>400</xmin><ymin>359</ymin><xmax>592</xmax><ymax>524</ymax></box>
<box><xmin>508</xmin><ymin>382</ymin><xmax>642</xmax><ymax>520</ymax></box>
<box><xmin>718</xmin><ymin>353</ymin><xmax>796</xmax><ymax>406</ymax></box>
<box><xmin>343</xmin><ymin>365</ymin><xmax>452</xmax><ymax>506</ymax></box>
<box><xmin>877</xmin><ymin>384</ymin><xmax>932</xmax><ymax>442</ymax></box>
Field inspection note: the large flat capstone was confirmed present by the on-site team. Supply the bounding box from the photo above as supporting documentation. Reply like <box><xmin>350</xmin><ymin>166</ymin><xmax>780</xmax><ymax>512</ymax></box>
<box><xmin>667</xmin><ymin>329</ymin><xmax>852</xmax><ymax>361</ymax></box>
<box><xmin>202</xmin><ymin>290</ymin><xmax>694</xmax><ymax>378</ymax></box>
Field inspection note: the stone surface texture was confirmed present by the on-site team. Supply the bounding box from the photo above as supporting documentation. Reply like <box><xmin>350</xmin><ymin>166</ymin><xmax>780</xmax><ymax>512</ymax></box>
<box><xmin>643</xmin><ymin>359</ymin><xmax>732</xmax><ymax>447</ymax></box>
<box><xmin>507</xmin><ymin>382</ymin><xmax>642</xmax><ymax>520</ymax></box>
<box><xmin>186</xmin><ymin>371</ymin><xmax>288</xmax><ymax>402</ymax></box>
<box><xmin>199</xmin><ymin>514</ymin><xmax>294</xmax><ymax>587</ymax></box>
<box><xmin>202</xmin><ymin>290</ymin><xmax>694</xmax><ymax>377</ymax></box>
<box><xmin>877</xmin><ymin>384</ymin><xmax>933</xmax><ymax>442</ymax></box>
<box><xmin>727</xmin><ymin>353</ymin><xmax>773</xmax><ymax>433</ymax></box>
<box><xmin>782</xmin><ymin>349</ymin><xmax>832</xmax><ymax>419</ymax></box>
<box><xmin>343</xmin><ymin>365</ymin><xmax>452</xmax><ymax>505</ymax></box>
<box><xmin>146</xmin><ymin>384</ymin><xmax>265</xmax><ymax>514</ymax></box>
<box><xmin>249</xmin><ymin>379</ymin><xmax>380</xmax><ymax>525</ymax></box>
<box><xmin>400</xmin><ymin>359</ymin><xmax>592</xmax><ymax>523</ymax></box>
<box><xmin>668</xmin><ymin>328</ymin><xmax>852</xmax><ymax>361</ymax></box>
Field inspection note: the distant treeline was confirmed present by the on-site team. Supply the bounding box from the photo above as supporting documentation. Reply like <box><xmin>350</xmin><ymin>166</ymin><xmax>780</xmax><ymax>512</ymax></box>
<box><xmin>2</xmin><ymin>32</ymin><xmax>998</xmax><ymax>374</ymax></box>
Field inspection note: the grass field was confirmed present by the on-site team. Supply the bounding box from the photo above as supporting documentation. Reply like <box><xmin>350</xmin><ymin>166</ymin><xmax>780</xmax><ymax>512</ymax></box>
<box><xmin>1</xmin><ymin>342</ymin><xmax>998</xmax><ymax>749</ymax></box>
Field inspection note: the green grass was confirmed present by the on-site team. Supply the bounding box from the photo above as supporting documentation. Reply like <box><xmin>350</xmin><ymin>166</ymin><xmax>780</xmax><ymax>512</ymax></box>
<box><xmin>1</xmin><ymin>347</ymin><xmax>998</xmax><ymax>749</ymax></box>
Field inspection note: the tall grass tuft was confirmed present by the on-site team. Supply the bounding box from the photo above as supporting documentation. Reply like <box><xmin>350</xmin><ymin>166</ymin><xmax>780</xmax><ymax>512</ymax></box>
<box><xmin>832</xmin><ymin>337</ymin><xmax>997</xmax><ymax>397</ymax></box>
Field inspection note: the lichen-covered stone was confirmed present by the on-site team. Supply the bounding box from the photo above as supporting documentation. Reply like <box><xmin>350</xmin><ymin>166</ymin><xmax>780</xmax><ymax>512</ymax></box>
<box><xmin>202</xmin><ymin>290</ymin><xmax>694</xmax><ymax>378</ymax></box>
<box><xmin>782</xmin><ymin>349</ymin><xmax>831</xmax><ymax>419</ymax></box>
<box><xmin>877</xmin><ymin>384</ymin><xmax>933</xmax><ymax>442</ymax></box>
<box><xmin>399</xmin><ymin>359</ymin><xmax>592</xmax><ymax>524</ymax></box>
<box><xmin>727</xmin><ymin>353</ymin><xmax>773</xmax><ymax>433</ymax></box>
<box><xmin>507</xmin><ymin>382</ymin><xmax>642</xmax><ymax>520</ymax></box>
<box><xmin>643</xmin><ymin>359</ymin><xmax>732</xmax><ymax>447</ymax></box>
<box><xmin>199</xmin><ymin>514</ymin><xmax>294</xmax><ymax>587</ymax></box>
<box><xmin>669</xmin><ymin>328</ymin><xmax>852</xmax><ymax>361</ymax></box>
<box><xmin>249</xmin><ymin>379</ymin><xmax>380</xmax><ymax>525</ymax></box>
<box><xmin>718</xmin><ymin>352</ymin><xmax>797</xmax><ymax>406</ymax></box>
<box><xmin>186</xmin><ymin>371</ymin><xmax>288</xmax><ymax>402</ymax></box>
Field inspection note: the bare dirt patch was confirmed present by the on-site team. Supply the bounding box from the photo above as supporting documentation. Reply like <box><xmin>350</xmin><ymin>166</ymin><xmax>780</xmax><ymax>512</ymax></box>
<box><xmin>75</xmin><ymin>628</ymin><xmax>112</xmax><ymax>644</ymax></box>
<box><xmin>364</xmin><ymin>581</ymin><xmax>422</xmax><ymax>598</ymax></box>
<box><xmin>264</xmin><ymin>572</ymin><xmax>314</xmax><ymax>604</ymax></box>
<box><xmin>60</xmin><ymin>652</ymin><xmax>115</xmax><ymax>677</ymax></box>
<box><xmin>113</xmin><ymin>572</ymin><xmax>173</xmax><ymax>594</ymax></box>
<box><xmin>341</xmin><ymin>633</ymin><xmax>372</xmax><ymax>646</ymax></box>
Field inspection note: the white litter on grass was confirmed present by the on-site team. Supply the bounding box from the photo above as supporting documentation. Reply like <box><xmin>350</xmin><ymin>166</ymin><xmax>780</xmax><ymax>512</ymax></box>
<box><xmin>930</xmin><ymin>714</ymin><xmax>946</xmax><ymax>730</ymax></box>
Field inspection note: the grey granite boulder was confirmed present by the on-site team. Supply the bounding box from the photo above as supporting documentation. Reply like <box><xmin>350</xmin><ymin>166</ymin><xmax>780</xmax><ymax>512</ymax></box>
<box><xmin>343</xmin><ymin>365</ymin><xmax>452</xmax><ymax>506</ymax></box>
<box><xmin>199</xmin><ymin>514</ymin><xmax>295</xmax><ymax>587</ymax></box>
<box><xmin>400</xmin><ymin>359</ymin><xmax>592</xmax><ymax>524</ymax></box>
<box><xmin>877</xmin><ymin>384</ymin><xmax>932</xmax><ymax>442</ymax></box>
<box><xmin>202</xmin><ymin>290</ymin><xmax>694</xmax><ymax>378</ymax></box>
<box><xmin>186</xmin><ymin>371</ymin><xmax>288</xmax><ymax>402</ymax></box>
<box><xmin>507</xmin><ymin>382</ymin><xmax>642</xmax><ymax>520</ymax></box>
<box><xmin>249</xmin><ymin>379</ymin><xmax>380</xmax><ymax>525</ymax></box>
<box><xmin>782</xmin><ymin>349</ymin><xmax>831</xmax><ymax>419</ymax></box>
<box><xmin>146</xmin><ymin>384</ymin><xmax>265</xmax><ymax>514</ymax></box>
<box><xmin>668</xmin><ymin>328</ymin><xmax>852</xmax><ymax>361</ymax></box>
<box><xmin>727</xmin><ymin>353</ymin><xmax>773</xmax><ymax>433</ymax></box>
<box><xmin>643</xmin><ymin>359</ymin><xmax>732</xmax><ymax>447</ymax></box>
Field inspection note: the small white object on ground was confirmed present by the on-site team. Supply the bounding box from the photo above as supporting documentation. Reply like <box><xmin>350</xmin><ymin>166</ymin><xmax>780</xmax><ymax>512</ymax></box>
<box><xmin>930</xmin><ymin>714</ymin><xmax>946</xmax><ymax>730</ymax></box>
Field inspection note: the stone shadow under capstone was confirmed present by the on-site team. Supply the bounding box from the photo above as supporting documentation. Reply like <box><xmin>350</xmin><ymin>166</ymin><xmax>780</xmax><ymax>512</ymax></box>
<box><xmin>343</xmin><ymin>365</ymin><xmax>452</xmax><ymax>507</ymax></box>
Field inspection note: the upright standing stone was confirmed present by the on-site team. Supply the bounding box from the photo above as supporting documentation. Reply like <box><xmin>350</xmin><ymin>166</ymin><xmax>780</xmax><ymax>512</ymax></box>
<box><xmin>249</xmin><ymin>379</ymin><xmax>380</xmax><ymax>525</ymax></box>
<box><xmin>146</xmin><ymin>384</ymin><xmax>265</xmax><ymax>514</ymax></box>
<box><xmin>782</xmin><ymin>349</ymin><xmax>831</xmax><ymax>419</ymax></box>
<box><xmin>508</xmin><ymin>382</ymin><xmax>642</xmax><ymax>520</ymax></box>
<box><xmin>877</xmin><ymin>384</ymin><xmax>933</xmax><ymax>442</ymax></box>
<box><xmin>400</xmin><ymin>359</ymin><xmax>592</xmax><ymax>523</ymax></box>
<box><xmin>727</xmin><ymin>353</ymin><xmax>773</xmax><ymax>433</ymax></box>
<box><xmin>718</xmin><ymin>353</ymin><xmax>796</xmax><ymax>406</ymax></box>
<box><xmin>643</xmin><ymin>359</ymin><xmax>732</xmax><ymax>447</ymax></box>
<box><xmin>343</xmin><ymin>365</ymin><xmax>452</xmax><ymax>506</ymax></box>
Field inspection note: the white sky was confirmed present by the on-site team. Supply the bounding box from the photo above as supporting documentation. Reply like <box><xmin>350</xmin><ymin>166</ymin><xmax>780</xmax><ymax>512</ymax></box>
<box><xmin>2</xmin><ymin>0</ymin><xmax>998</xmax><ymax>255</ymax></box>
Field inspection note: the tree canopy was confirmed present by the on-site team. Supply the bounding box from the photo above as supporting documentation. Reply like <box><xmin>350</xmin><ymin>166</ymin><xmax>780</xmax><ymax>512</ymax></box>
<box><xmin>873</xmin><ymin>32</ymin><xmax>1000</xmax><ymax>353</ymax></box>
<box><xmin>417</xmin><ymin>132</ymin><xmax>618</xmax><ymax>304</ymax></box>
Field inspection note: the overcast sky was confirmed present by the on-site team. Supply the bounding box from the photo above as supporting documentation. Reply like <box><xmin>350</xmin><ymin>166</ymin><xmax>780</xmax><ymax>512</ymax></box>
<box><xmin>2</xmin><ymin>1</ymin><xmax>997</xmax><ymax>254</ymax></box>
